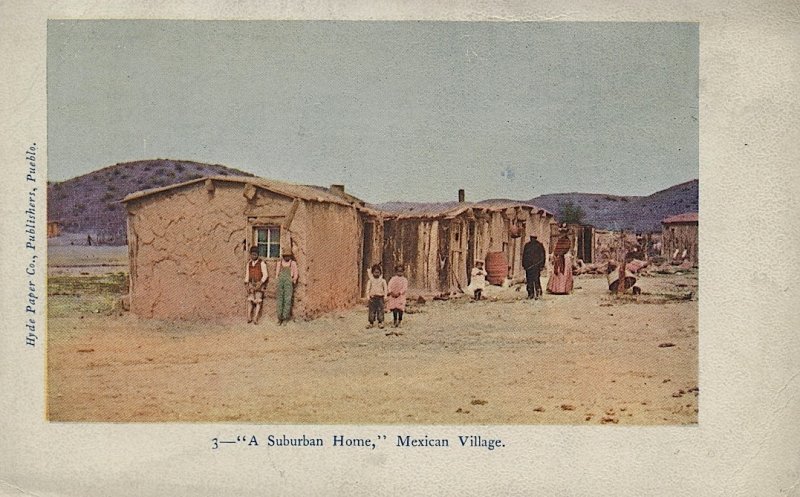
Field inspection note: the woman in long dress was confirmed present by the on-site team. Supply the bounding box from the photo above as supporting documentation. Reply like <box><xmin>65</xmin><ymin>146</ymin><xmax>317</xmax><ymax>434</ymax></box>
<box><xmin>547</xmin><ymin>231</ymin><xmax>574</xmax><ymax>295</ymax></box>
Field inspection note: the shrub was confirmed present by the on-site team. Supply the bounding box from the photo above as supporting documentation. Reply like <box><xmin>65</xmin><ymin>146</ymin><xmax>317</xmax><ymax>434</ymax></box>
<box><xmin>558</xmin><ymin>200</ymin><xmax>585</xmax><ymax>225</ymax></box>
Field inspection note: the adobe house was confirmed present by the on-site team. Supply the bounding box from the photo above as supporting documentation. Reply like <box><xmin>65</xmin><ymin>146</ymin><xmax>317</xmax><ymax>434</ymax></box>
<box><xmin>661</xmin><ymin>212</ymin><xmax>698</xmax><ymax>265</ymax></box>
<box><xmin>380</xmin><ymin>191</ymin><xmax>554</xmax><ymax>294</ymax></box>
<box><xmin>122</xmin><ymin>176</ymin><xmax>381</xmax><ymax>320</ymax></box>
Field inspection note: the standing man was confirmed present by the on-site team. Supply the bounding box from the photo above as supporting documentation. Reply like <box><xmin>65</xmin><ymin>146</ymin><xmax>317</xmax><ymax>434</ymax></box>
<box><xmin>245</xmin><ymin>246</ymin><xmax>269</xmax><ymax>324</ymax></box>
<box><xmin>522</xmin><ymin>234</ymin><xmax>546</xmax><ymax>299</ymax></box>
<box><xmin>275</xmin><ymin>249</ymin><xmax>299</xmax><ymax>325</ymax></box>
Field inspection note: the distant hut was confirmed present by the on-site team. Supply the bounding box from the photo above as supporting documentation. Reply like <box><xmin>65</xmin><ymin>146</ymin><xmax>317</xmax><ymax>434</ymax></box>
<box><xmin>47</xmin><ymin>220</ymin><xmax>62</xmax><ymax>238</ymax></box>
<box><xmin>591</xmin><ymin>229</ymin><xmax>640</xmax><ymax>263</ymax></box>
<box><xmin>661</xmin><ymin>212</ymin><xmax>698</xmax><ymax>265</ymax></box>
<box><xmin>122</xmin><ymin>176</ymin><xmax>381</xmax><ymax>320</ymax></box>
<box><xmin>380</xmin><ymin>191</ymin><xmax>554</xmax><ymax>294</ymax></box>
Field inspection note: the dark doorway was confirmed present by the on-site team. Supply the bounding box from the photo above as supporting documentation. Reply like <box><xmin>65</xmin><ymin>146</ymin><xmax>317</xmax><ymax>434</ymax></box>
<box><xmin>577</xmin><ymin>225</ymin><xmax>593</xmax><ymax>263</ymax></box>
<box><xmin>466</xmin><ymin>220</ymin><xmax>476</xmax><ymax>284</ymax></box>
<box><xmin>361</xmin><ymin>221</ymin><xmax>374</xmax><ymax>296</ymax></box>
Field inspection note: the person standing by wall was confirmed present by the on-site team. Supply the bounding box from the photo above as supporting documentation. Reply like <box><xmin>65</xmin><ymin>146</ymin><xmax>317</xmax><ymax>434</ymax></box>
<box><xmin>245</xmin><ymin>246</ymin><xmax>269</xmax><ymax>324</ymax></box>
<box><xmin>275</xmin><ymin>249</ymin><xmax>299</xmax><ymax>325</ymax></box>
<box><xmin>365</xmin><ymin>264</ymin><xmax>388</xmax><ymax>329</ymax></box>
<box><xmin>522</xmin><ymin>234</ymin><xmax>546</xmax><ymax>300</ymax></box>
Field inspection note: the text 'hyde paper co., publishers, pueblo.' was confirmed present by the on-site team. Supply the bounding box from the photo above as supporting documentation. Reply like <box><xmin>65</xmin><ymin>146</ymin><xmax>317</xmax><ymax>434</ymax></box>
<box><xmin>24</xmin><ymin>143</ymin><xmax>40</xmax><ymax>348</ymax></box>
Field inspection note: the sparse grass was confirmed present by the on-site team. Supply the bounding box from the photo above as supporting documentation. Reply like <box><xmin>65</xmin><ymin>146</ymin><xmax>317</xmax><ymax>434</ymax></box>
<box><xmin>48</xmin><ymin>273</ymin><xmax>128</xmax><ymax>317</ymax></box>
<box><xmin>49</xmin><ymin>273</ymin><xmax>128</xmax><ymax>296</ymax></box>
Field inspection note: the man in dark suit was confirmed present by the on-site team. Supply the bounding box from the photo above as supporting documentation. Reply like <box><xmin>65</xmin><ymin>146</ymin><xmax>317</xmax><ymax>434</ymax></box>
<box><xmin>522</xmin><ymin>234</ymin><xmax>546</xmax><ymax>299</ymax></box>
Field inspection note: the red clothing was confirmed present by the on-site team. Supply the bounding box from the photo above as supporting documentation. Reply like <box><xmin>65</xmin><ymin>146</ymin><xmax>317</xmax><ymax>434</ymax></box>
<box><xmin>553</xmin><ymin>235</ymin><xmax>572</xmax><ymax>275</ymax></box>
<box><xmin>547</xmin><ymin>253</ymin><xmax>574</xmax><ymax>295</ymax></box>
<box><xmin>246</xmin><ymin>259</ymin><xmax>268</xmax><ymax>285</ymax></box>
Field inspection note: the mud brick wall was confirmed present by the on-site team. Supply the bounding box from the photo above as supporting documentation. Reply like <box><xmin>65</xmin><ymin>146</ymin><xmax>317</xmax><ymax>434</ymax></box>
<box><xmin>127</xmin><ymin>183</ymin><xmax>257</xmax><ymax>319</ymax></box>
<box><xmin>126</xmin><ymin>182</ymin><xmax>366</xmax><ymax>320</ymax></box>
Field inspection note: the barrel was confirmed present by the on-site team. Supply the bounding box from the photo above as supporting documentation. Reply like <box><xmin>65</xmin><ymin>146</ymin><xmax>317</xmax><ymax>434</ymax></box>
<box><xmin>485</xmin><ymin>251</ymin><xmax>508</xmax><ymax>285</ymax></box>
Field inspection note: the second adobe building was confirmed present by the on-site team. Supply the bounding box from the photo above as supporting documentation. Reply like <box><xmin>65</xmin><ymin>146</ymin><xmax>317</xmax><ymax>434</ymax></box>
<box><xmin>122</xmin><ymin>175</ymin><xmax>555</xmax><ymax>321</ymax></box>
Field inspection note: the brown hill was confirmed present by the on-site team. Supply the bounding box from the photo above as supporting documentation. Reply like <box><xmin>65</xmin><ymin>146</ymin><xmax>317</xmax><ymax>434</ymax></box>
<box><xmin>528</xmin><ymin>179</ymin><xmax>698</xmax><ymax>232</ymax></box>
<box><xmin>47</xmin><ymin>159</ymin><xmax>255</xmax><ymax>244</ymax></box>
<box><xmin>375</xmin><ymin>180</ymin><xmax>698</xmax><ymax>233</ymax></box>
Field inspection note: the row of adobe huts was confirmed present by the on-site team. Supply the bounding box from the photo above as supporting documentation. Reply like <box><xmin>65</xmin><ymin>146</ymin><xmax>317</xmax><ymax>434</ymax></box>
<box><xmin>121</xmin><ymin>175</ymin><xmax>555</xmax><ymax>320</ymax></box>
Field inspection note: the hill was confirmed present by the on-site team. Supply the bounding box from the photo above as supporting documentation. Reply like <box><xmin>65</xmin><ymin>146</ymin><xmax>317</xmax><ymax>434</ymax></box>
<box><xmin>374</xmin><ymin>180</ymin><xmax>698</xmax><ymax>233</ymax></box>
<box><xmin>528</xmin><ymin>179</ymin><xmax>698</xmax><ymax>232</ymax></box>
<box><xmin>47</xmin><ymin>159</ymin><xmax>255</xmax><ymax>244</ymax></box>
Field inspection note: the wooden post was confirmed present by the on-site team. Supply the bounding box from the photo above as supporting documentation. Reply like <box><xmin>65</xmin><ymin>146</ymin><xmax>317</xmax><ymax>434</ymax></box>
<box><xmin>282</xmin><ymin>198</ymin><xmax>300</xmax><ymax>230</ymax></box>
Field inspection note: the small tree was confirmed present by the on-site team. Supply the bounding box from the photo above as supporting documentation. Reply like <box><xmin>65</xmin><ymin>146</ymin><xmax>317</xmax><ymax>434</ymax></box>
<box><xmin>559</xmin><ymin>200</ymin><xmax>585</xmax><ymax>225</ymax></box>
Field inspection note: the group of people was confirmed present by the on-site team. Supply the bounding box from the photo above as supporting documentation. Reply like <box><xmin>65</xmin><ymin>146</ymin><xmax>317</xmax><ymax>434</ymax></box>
<box><xmin>365</xmin><ymin>264</ymin><xmax>409</xmax><ymax>329</ymax></box>
<box><xmin>245</xmin><ymin>246</ymin><xmax>299</xmax><ymax>325</ymax></box>
<box><xmin>246</xmin><ymin>246</ymin><xmax>411</xmax><ymax>329</ymax></box>
<box><xmin>244</xmin><ymin>229</ymin><xmax>575</xmax><ymax>326</ymax></box>
<box><xmin>522</xmin><ymin>229</ymin><xmax>574</xmax><ymax>299</ymax></box>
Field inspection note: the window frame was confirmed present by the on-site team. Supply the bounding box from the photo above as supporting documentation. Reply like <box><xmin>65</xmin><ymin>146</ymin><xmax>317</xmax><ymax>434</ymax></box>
<box><xmin>253</xmin><ymin>225</ymin><xmax>281</xmax><ymax>259</ymax></box>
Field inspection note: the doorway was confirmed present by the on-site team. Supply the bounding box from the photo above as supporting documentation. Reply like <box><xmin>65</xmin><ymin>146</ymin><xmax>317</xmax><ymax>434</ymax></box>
<box><xmin>361</xmin><ymin>221</ymin><xmax>374</xmax><ymax>296</ymax></box>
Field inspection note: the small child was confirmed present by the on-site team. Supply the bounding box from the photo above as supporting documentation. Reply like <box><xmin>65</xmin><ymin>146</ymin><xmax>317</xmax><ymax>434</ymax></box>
<box><xmin>468</xmin><ymin>259</ymin><xmax>487</xmax><ymax>301</ymax></box>
<box><xmin>245</xmin><ymin>246</ymin><xmax>268</xmax><ymax>324</ymax></box>
<box><xmin>365</xmin><ymin>264</ymin><xmax>387</xmax><ymax>329</ymax></box>
<box><xmin>387</xmin><ymin>264</ymin><xmax>409</xmax><ymax>328</ymax></box>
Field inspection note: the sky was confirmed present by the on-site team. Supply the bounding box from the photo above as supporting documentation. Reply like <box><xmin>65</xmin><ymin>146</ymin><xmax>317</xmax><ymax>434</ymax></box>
<box><xmin>48</xmin><ymin>21</ymin><xmax>698</xmax><ymax>203</ymax></box>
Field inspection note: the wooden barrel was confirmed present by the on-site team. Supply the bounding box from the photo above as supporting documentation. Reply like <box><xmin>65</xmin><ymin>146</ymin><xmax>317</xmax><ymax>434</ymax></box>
<box><xmin>485</xmin><ymin>251</ymin><xmax>508</xmax><ymax>285</ymax></box>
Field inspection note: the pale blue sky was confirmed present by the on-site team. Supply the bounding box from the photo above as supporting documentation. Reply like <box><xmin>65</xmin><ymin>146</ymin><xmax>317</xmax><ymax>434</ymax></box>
<box><xmin>48</xmin><ymin>21</ymin><xmax>698</xmax><ymax>202</ymax></box>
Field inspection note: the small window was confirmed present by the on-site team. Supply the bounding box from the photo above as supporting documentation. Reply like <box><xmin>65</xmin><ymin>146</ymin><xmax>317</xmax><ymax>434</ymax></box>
<box><xmin>254</xmin><ymin>226</ymin><xmax>281</xmax><ymax>258</ymax></box>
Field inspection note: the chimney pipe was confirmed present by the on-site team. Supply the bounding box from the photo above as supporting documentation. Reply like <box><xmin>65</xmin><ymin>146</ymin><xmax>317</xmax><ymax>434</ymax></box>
<box><xmin>330</xmin><ymin>184</ymin><xmax>346</xmax><ymax>197</ymax></box>
<box><xmin>458</xmin><ymin>189</ymin><xmax>465</xmax><ymax>203</ymax></box>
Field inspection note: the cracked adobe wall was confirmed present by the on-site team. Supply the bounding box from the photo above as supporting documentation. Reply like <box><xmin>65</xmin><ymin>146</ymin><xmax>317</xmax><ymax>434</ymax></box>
<box><xmin>126</xmin><ymin>182</ymin><xmax>292</xmax><ymax>319</ymax></box>
<box><xmin>126</xmin><ymin>181</ymin><xmax>366</xmax><ymax>320</ymax></box>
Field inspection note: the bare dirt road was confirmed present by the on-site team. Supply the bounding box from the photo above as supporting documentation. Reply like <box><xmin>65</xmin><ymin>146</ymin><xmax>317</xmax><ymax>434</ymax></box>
<box><xmin>47</xmin><ymin>253</ymin><xmax>698</xmax><ymax>425</ymax></box>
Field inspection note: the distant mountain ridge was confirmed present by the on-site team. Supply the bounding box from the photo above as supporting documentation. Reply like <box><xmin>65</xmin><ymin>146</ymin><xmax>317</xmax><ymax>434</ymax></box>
<box><xmin>48</xmin><ymin>159</ymin><xmax>697</xmax><ymax>244</ymax></box>
<box><xmin>375</xmin><ymin>179</ymin><xmax>698</xmax><ymax>233</ymax></box>
<box><xmin>527</xmin><ymin>179</ymin><xmax>698</xmax><ymax>232</ymax></box>
<box><xmin>48</xmin><ymin>159</ymin><xmax>255</xmax><ymax>244</ymax></box>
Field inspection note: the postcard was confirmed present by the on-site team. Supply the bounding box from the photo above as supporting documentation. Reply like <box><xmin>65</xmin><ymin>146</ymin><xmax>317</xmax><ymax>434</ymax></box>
<box><xmin>1</xmin><ymin>2</ymin><xmax>797</xmax><ymax>496</ymax></box>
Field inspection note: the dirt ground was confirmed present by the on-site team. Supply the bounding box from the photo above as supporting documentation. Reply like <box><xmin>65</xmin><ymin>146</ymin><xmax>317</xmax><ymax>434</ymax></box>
<box><xmin>47</xmin><ymin>246</ymin><xmax>698</xmax><ymax>424</ymax></box>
